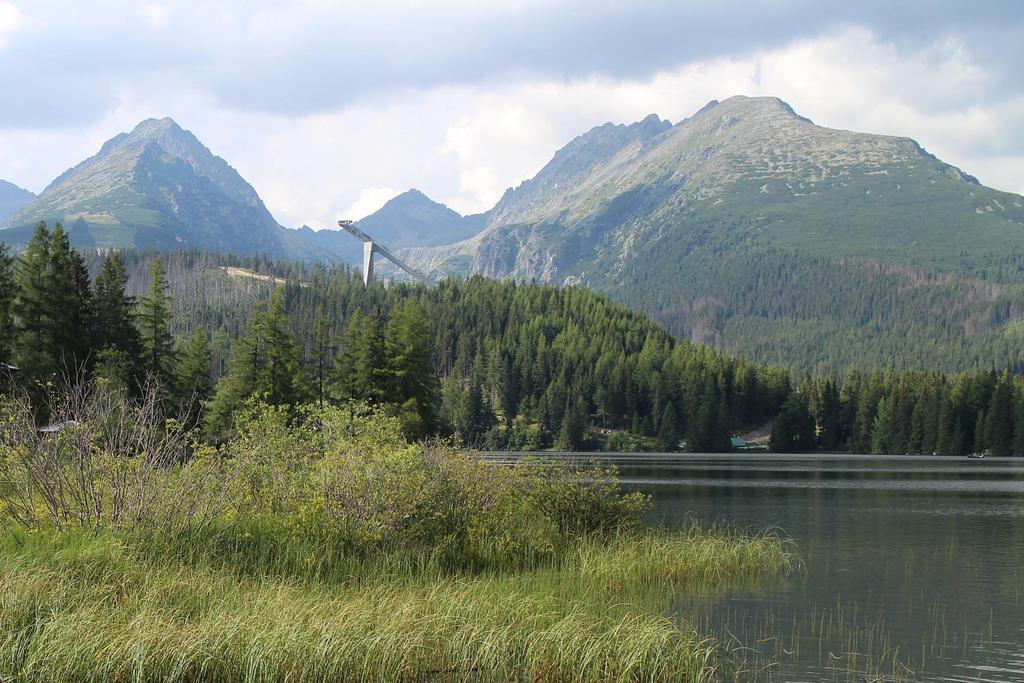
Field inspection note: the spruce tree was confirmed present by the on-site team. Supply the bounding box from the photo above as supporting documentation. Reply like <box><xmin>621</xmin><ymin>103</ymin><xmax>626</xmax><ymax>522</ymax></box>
<box><xmin>0</xmin><ymin>243</ymin><xmax>15</xmax><ymax>366</ymax></box>
<box><xmin>457</xmin><ymin>360</ymin><xmax>496</xmax><ymax>445</ymax></box>
<box><xmin>770</xmin><ymin>391</ymin><xmax>816</xmax><ymax>453</ymax></box>
<box><xmin>983</xmin><ymin>373</ymin><xmax>1015</xmax><ymax>456</ymax></box>
<box><xmin>258</xmin><ymin>287</ymin><xmax>306</xmax><ymax>407</ymax></box>
<box><xmin>177</xmin><ymin>329</ymin><xmax>212</xmax><ymax>428</ymax></box>
<box><xmin>656</xmin><ymin>400</ymin><xmax>680</xmax><ymax>451</ymax></box>
<box><xmin>12</xmin><ymin>223</ymin><xmax>58</xmax><ymax>391</ymax></box>
<box><xmin>352</xmin><ymin>308</ymin><xmax>388</xmax><ymax>404</ymax></box>
<box><xmin>47</xmin><ymin>224</ymin><xmax>93</xmax><ymax>372</ymax></box>
<box><xmin>92</xmin><ymin>252</ymin><xmax>141</xmax><ymax>362</ymax></box>
<box><xmin>1013</xmin><ymin>393</ymin><xmax>1024</xmax><ymax>457</ymax></box>
<box><xmin>329</xmin><ymin>309</ymin><xmax>363</xmax><ymax>402</ymax></box>
<box><xmin>556</xmin><ymin>398</ymin><xmax>589</xmax><ymax>451</ymax></box>
<box><xmin>138</xmin><ymin>258</ymin><xmax>177</xmax><ymax>394</ymax></box>
<box><xmin>385</xmin><ymin>300</ymin><xmax>439</xmax><ymax>435</ymax></box>
<box><xmin>815</xmin><ymin>379</ymin><xmax>842</xmax><ymax>451</ymax></box>
<box><xmin>311</xmin><ymin>305</ymin><xmax>333</xmax><ymax>408</ymax></box>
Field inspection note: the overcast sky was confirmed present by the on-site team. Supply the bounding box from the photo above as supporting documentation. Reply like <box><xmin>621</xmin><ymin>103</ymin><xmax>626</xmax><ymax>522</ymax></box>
<box><xmin>0</xmin><ymin>1</ymin><xmax>1021</xmax><ymax>228</ymax></box>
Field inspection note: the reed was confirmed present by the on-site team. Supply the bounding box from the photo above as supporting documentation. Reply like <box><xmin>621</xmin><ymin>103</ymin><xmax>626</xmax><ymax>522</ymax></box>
<box><xmin>0</xmin><ymin>391</ymin><xmax>797</xmax><ymax>682</ymax></box>
<box><xmin>0</xmin><ymin>528</ymin><xmax>789</xmax><ymax>682</ymax></box>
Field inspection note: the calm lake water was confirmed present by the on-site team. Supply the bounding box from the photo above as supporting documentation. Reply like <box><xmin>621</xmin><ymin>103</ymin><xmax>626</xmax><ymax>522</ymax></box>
<box><xmin>492</xmin><ymin>453</ymin><xmax>1024</xmax><ymax>682</ymax></box>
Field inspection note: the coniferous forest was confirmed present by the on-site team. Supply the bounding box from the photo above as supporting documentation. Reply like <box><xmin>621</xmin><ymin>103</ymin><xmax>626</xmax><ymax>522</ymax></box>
<box><xmin>2</xmin><ymin>222</ymin><xmax>1023</xmax><ymax>455</ymax></box>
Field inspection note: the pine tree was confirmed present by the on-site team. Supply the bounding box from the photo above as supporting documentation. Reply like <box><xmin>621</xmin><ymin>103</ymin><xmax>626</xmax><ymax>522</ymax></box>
<box><xmin>353</xmin><ymin>308</ymin><xmax>388</xmax><ymax>403</ymax></box>
<box><xmin>690</xmin><ymin>375</ymin><xmax>730</xmax><ymax>452</ymax></box>
<box><xmin>92</xmin><ymin>252</ymin><xmax>141</xmax><ymax>362</ymax></box>
<box><xmin>12</xmin><ymin>223</ymin><xmax>58</xmax><ymax>391</ymax></box>
<box><xmin>205</xmin><ymin>333</ymin><xmax>259</xmax><ymax>440</ymax></box>
<box><xmin>0</xmin><ymin>243</ymin><xmax>15</xmax><ymax>366</ymax></box>
<box><xmin>656</xmin><ymin>400</ymin><xmax>680</xmax><ymax>451</ymax></box>
<box><xmin>871</xmin><ymin>397</ymin><xmax>893</xmax><ymax>454</ymax></box>
<box><xmin>258</xmin><ymin>287</ymin><xmax>306</xmax><ymax>406</ymax></box>
<box><xmin>329</xmin><ymin>310</ymin><xmax>363</xmax><ymax>402</ymax></box>
<box><xmin>138</xmin><ymin>258</ymin><xmax>177</xmax><ymax>394</ymax></box>
<box><xmin>770</xmin><ymin>391</ymin><xmax>816</xmax><ymax>453</ymax></box>
<box><xmin>815</xmin><ymin>379</ymin><xmax>842</xmax><ymax>451</ymax></box>
<box><xmin>457</xmin><ymin>360</ymin><xmax>496</xmax><ymax>445</ymax></box>
<box><xmin>177</xmin><ymin>329</ymin><xmax>212</xmax><ymax>428</ymax></box>
<box><xmin>47</xmin><ymin>224</ymin><xmax>93</xmax><ymax>372</ymax></box>
<box><xmin>1013</xmin><ymin>392</ymin><xmax>1024</xmax><ymax>457</ymax></box>
<box><xmin>983</xmin><ymin>373</ymin><xmax>1015</xmax><ymax>456</ymax></box>
<box><xmin>556</xmin><ymin>398</ymin><xmax>589</xmax><ymax>451</ymax></box>
<box><xmin>385</xmin><ymin>300</ymin><xmax>439</xmax><ymax>436</ymax></box>
<box><xmin>311</xmin><ymin>305</ymin><xmax>333</xmax><ymax>408</ymax></box>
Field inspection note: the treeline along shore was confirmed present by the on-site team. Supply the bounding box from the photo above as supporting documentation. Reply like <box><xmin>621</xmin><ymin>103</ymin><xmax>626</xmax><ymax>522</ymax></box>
<box><xmin>1</xmin><ymin>221</ymin><xmax>1022</xmax><ymax>456</ymax></box>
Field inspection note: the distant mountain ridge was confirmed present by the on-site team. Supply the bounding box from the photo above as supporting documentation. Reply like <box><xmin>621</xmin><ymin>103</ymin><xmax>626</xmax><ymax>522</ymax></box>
<box><xmin>0</xmin><ymin>120</ymin><xmax>484</xmax><ymax>265</ymax></box>
<box><xmin>0</xmin><ymin>180</ymin><xmax>34</xmax><ymax>224</ymax></box>
<box><xmin>399</xmin><ymin>96</ymin><xmax>1024</xmax><ymax>371</ymax></box>
<box><xmin>4</xmin><ymin>99</ymin><xmax>1024</xmax><ymax>371</ymax></box>
<box><xmin>302</xmin><ymin>189</ymin><xmax>485</xmax><ymax>264</ymax></box>
<box><xmin>0</xmin><ymin>118</ymin><xmax>321</xmax><ymax>259</ymax></box>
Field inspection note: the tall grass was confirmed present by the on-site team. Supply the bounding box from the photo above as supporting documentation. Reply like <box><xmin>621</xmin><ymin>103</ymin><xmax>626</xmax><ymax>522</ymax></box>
<box><xmin>0</xmin><ymin>387</ymin><xmax>797</xmax><ymax>682</ymax></box>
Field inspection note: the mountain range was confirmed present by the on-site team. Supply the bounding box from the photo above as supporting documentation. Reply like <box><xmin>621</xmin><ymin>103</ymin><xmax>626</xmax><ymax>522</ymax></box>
<box><xmin>3</xmin><ymin>96</ymin><xmax>1023</xmax><ymax>371</ymax></box>
<box><xmin>398</xmin><ymin>96</ymin><xmax>1024</xmax><ymax>371</ymax></box>
<box><xmin>0</xmin><ymin>119</ymin><xmax>482</xmax><ymax>262</ymax></box>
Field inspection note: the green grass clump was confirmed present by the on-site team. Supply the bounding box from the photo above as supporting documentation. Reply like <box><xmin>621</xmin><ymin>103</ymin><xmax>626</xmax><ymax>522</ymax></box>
<box><xmin>0</xmin><ymin>390</ymin><xmax>797</xmax><ymax>682</ymax></box>
<box><xmin>0</xmin><ymin>530</ymin><xmax>747</xmax><ymax>682</ymax></box>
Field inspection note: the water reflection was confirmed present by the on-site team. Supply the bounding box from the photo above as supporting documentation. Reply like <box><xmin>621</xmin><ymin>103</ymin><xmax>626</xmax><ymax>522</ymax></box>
<box><xmin>491</xmin><ymin>453</ymin><xmax>1024</xmax><ymax>682</ymax></box>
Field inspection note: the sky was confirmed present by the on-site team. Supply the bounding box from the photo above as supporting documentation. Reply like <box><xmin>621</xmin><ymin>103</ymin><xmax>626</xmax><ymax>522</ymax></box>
<box><xmin>0</xmin><ymin>1</ymin><xmax>1022</xmax><ymax>228</ymax></box>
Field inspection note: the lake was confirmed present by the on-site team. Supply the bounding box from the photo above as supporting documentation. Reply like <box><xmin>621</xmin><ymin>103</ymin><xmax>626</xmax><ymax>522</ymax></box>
<box><xmin>490</xmin><ymin>453</ymin><xmax>1024</xmax><ymax>682</ymax></box>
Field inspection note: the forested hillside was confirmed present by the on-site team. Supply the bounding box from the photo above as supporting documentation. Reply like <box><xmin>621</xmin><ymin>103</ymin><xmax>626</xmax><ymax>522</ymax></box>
<box><xmin>1</xmin><ymin>225</ymin><xmax>1023</xmax><ymax>454</ymax></box>
<box><xmin>401</xmin><ymin>96</ymin><xmax>1024</xmax><ymax>374</ymax></box>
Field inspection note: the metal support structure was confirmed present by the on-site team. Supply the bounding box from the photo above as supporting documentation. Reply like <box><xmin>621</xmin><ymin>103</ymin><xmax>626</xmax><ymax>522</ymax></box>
<box><xmin>362</xmin><ymin>241</ymin><xmax>375</xmax><ymax>285</ymax></box>
<box><xmin>338</xmin><ymin>220</ymin><xmax>431</xmax><ymax>286</ymax></box>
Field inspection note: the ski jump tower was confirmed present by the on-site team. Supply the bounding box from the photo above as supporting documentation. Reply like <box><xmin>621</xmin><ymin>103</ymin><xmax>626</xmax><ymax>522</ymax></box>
<box><xmin>337</xmin><ymin>220</ymin><xmax>431</xmax><ymax>287</ymax></box>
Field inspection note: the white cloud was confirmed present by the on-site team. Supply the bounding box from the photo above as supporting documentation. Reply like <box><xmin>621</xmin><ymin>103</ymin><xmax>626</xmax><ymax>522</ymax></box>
<box><xmin>343</xmin><ymin>186</ymin><xmax>401</xmax><ymax>222</ymax></box>
<box><xmin>140</xmin><ymin>3</ymin><xmax>170</xmax><ymax>28</ymax></box>
<box><xmin>0</xmin><ymin>2</ymin><xmax>25</xmax><ymax>47</ymax></box>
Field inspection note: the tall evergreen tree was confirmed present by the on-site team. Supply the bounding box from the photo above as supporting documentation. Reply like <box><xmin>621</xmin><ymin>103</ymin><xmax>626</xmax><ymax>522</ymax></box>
<box><xmin>657</xmin><ymin>400</ymin><xmax>681</xmax><ymax>451</ymax></box>
<box><xmin>385</xmin><ymin>300</ymin><xmax>439</xmax><ymax>436</ymax></box>
<box><xmin>47</xmin><ymin>224</ymin><xmax>93</xmax><ymax>372</ymax></box>
<box><xmin>770</xmin><ymin>391</ymin><xmax>816</xmax><ymax>453</ymax></box>
<box><xmin>1013</xmin><ymin>392</ymin><xmax>1024</xmax><ymax>457</ymax></box>
<box><xmin>456</xmin><ymin>359</ymin><xmax>496</xmax><ymax>445</ymax></box>
<box><xmin>556</xmin><ymin>398</ymin><xmax>590</xmax><ymax>451</ymax></box>
<box><xmin>0</xmin><ymin>243</ymin><xmax>15</xmax><ymax>365</ymax></box>
<box><xmin>815</xmin><ymin>379</ymin><xmax>842</xmax><ymax>451</ymax></box>
<box><xmin>258</xmin><ymin>287</ymin><xmax>306</xmax><ymax>407</ymax></box>
<box><xmin>329</xmin><ymin>309</ymin><xmax>363</xmax><ymax>403</ymax></box>
<box><xmin>93</xmin><ymin>252</ymin><xmax>141</xmax><ymax>360</ymax></box>
<box><xmin>138</xmin><ymin>258</ymin><xmax>177</xmax><ymax>394</ymax></box>
<box><xmin>311</xmin><ymin>305</ymin><xmax>333</xmax><ymax>409</ymax></box>
<box><xmin>177</xmin><ymin>329</ymin><xmax>213</xmax><ymax>428</ymax></box>
<box><xmin>983</xmin><ymin>373</ymin><xmax>1015</xmax><ymax>456</ymax></box>
<box><xmin>353</xmin><ymin>308</ymin><xmax>388</xmax><ymax>404</ymax></box>
<box><xmin>12</xmin><ymin>223</ymin><xmax>58</xmax><ymax>391</ymax></box>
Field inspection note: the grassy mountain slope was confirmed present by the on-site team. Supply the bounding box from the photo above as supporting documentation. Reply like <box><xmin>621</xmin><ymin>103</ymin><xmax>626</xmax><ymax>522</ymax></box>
<box><xmin>0</xmin><ymin>119</ymin><xmax>325</xmax><ymax>260</ymax></box>
<box><xmin>405</xmin><ymin>96</ymin><xmax>1024</xmax><ymax>372</ymax></box>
